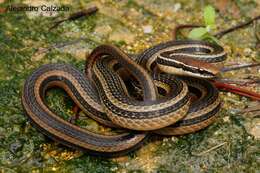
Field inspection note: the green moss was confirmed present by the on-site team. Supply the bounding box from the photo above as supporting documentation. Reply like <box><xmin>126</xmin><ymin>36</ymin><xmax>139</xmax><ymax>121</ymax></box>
<box><xmin>61</xmin><ymin>156</ymin><xmax>116</xmax><ymax>173</ymax></box>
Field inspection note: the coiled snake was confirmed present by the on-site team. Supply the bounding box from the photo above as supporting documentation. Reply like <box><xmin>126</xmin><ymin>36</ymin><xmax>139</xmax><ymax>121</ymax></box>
<box><xmin>22</xmin><ymin>40</ymin><xmax>226</xmax><ymax>156</ymax></box>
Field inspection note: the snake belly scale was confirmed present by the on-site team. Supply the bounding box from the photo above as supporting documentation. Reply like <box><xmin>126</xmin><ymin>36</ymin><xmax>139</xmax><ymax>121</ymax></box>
<box><xmin>21</xmin><ymin>40</ymin><xmax>226</xmax><ymax>156</ymax></box>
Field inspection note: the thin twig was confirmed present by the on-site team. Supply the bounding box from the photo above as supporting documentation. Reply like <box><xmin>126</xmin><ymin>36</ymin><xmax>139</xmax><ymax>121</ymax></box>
<box><xmin>193</xmin><ymin>142</ymin><xmax>227</xmax><ymax>156</ymax></box>
<box><xmin>255</xmin><ymin>21</ymin><xmax>260</xmax><ymax>42</ymax></box>
<box><xmin>172</xmin><ymin>24</ymin><xmax>204</xmax><ymax>40</ymax></box>
<box><xmin>254</xmin><ymin>20</ymin><xmax>260</xmax><ymax>49</ymax></box>
<box><xmin>49</xmin><ymin>6</ymin><xmax>98</xmax><ymax>30</ymax></box>
<box><xmin>214</xmin><ymin>15</ymin><xmax>260</xmax><ymax>39</ymax></box>
<box><xmin>34</xmin><ymin>37</ymin><xmax>101</xmax><ymax>55</ymax></box>
<box><xmin>172</xmin><ymin>16</ymin><xmax>260</xmax><ymax>40</ymax></box>
<box><xmin>221</xmin><ymin>63</ymin><xmax>260</xmax><ymax>72</ymax></box>
<box><xmin>215</xmin><ymin>78</ymin><xmax>260</xmax><ymax>86</ymax></box>
<box><xmin>240</xmin><ymin>104</ymin><xmax>260</xmax><ymax>114</ymax></box>
<box><xmin>35</xmin><ymin>38</ymin><xmax>86</xmax><ymax>55</ymax></box>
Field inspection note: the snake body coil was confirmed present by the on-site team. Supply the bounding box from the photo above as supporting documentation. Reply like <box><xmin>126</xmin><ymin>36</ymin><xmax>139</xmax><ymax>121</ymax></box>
<box><xmin>22</xmin><ymin>40</ymin><xmax>226</xmax><ymax>156</ymax></box>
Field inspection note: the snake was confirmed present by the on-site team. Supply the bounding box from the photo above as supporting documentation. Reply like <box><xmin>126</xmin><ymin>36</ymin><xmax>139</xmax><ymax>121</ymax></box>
<box><xmin>21</xmin><ymin>40</ymin><xmax>226</xmax><ymax>157</ymax></box>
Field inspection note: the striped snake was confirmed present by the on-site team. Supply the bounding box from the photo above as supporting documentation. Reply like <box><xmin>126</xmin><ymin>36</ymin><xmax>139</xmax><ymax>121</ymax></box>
<box><xmin>22</xmin><ymin>40</ymin><xmax>226</xmax><ymax>157</ymax></box>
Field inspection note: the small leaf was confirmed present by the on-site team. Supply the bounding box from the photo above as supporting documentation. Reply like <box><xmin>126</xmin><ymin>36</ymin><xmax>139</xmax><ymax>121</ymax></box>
<box><xmin>188</xmin><ymin>27</ymin><xmax>208</xmax><ymax>40</ymax></box>
<box><xmin>207</xmin><ymin>35</ymin><xmax>219</xmax><ymax>44</ymax></box>
<box><xmin>201</xmin><ymin>33</ymin><xmax>219</xmax><ymax>44</ymax></box>
<box><xmin>204</xmin><ymin>5</ymin><xmax>216</xmax><ymax>27</ymax></box>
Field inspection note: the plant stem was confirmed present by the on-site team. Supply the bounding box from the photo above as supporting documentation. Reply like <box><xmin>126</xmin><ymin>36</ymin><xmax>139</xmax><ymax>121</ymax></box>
<box><xmin>214</xmin><ymin>15</ymin><xmax>260</xmax><ymax>38</ymax></box>
<box><xmin>221</xmin><ymin>63</ymin><xmax>260</xmax><ymax>72</ymax></box>
<box><xmin>49</xmin><ymin>6</ymin><xmax>98</xmax><ymax>30</ymax></box>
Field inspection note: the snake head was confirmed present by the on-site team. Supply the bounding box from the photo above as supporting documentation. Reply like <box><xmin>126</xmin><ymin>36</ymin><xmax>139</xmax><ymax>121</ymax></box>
<box><xmin>157</xmin><ymin>55</ymin><xmax>221</xmax><ymax>79</ymax></box>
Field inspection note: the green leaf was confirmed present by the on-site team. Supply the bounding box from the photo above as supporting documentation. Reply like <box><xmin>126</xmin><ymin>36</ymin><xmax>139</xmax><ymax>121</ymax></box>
<box><xmin>188</xmin><ymin>27</ymin><xmax>208</xmax><ymax>40</ymax></box>
<box><xmin>206</xmin><ymin>35</ymin><xmax>219</xmax><ymax>44</ymax></box>
<box><xmin>204</xmin><ymin>5</ymin><xmax>216</xmax><ymax>27</ymax></box>
<box><xmin>201</xmin><ymin>33</ymin><xmax>219</xmax><ymax>44</ymax></box>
